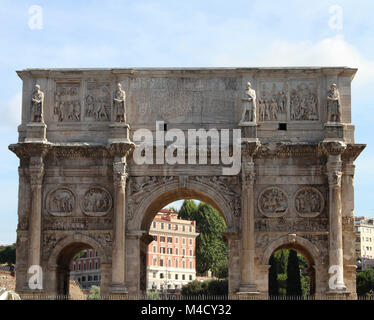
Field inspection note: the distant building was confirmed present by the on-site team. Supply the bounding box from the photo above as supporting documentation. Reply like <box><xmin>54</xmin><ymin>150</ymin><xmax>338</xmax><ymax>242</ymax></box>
<box><xmin>70</xmin><ymin>248</ymin><xmax>101</xmax><ymax>290</ymax></box>
<box><xmin>147</xmin><ymin>208</ymin><xmax>199</xmax><ymax>291</ymax></box>
<box><xmin>355</xmin><ymin>217</ymin><xmax>374</xmax><ymax>271</ymax></box>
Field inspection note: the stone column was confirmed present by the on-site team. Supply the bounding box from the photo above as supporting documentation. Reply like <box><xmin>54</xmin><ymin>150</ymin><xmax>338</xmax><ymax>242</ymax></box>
<box><xmin>27</xmin><ymin>154</ymin><xmax>45</xmax><ymax>289</ymax></box>
<box><xmin>323</xmin><ymin>141</ymin><xmax>347</xmax><ymax>292</ymax></box>
<box><xmin>238</xmin><ymin>140</ymin><xmax>259</xmax><ymax>294</ymax></box>
<box><xmin>109</xmin><ymin>155</ymin><xmax>128</xmax><ymax>294</ymax></box>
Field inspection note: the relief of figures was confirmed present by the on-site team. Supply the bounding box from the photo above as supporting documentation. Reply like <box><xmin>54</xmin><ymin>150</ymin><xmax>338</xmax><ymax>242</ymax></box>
<box><xmin>47</xmin><ymin>188</ymin><xmax>75</xmax><ymax>216</ymax></box>
<box><xmin>85</xmin><ymin>82</ymin><xmax>111</xmax><ymax>121</ymax></box>
<box><xmin>54</xmin><ymin>84</ymin><xmax>81</xmax><ymax>122</ymax></box>
<box><xmin>295</xmin><ymin>188</ymin><xmax>323</xmax><ymax>217</ymax></box>
<box><xmin>258</xmin><ymin>82</ymin><xmax>287</xmax><ymax>121</ymax></box>
<box><xmin>327</xmin><ymin>83</ymin><xmax>341</xmax><ymax>123</ymax></box>
<box><xmin>290</xmin><ymin>82</ymin><xmax>319</xmax><ymax>121</ymax></box>
<box><xmin>258</xmin><ymin>187</ymin><xmax>288</xmax><ymax>216</ymax></box>
<box><xmin>31</xmin><ymin>84</ymin><xmax>44</xmax><ymax>122</ymax></box>
<box><xmin>82</xmin><ymin>187</ymin><xmax>112</xmax><ymax>216</ymax></box>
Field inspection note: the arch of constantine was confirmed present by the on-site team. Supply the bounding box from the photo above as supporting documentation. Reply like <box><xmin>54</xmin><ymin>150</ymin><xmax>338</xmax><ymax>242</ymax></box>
<box><xmin>9</xmin><ymin>67</ymin><xmax>365</xmax><ymax>298</ymax></box>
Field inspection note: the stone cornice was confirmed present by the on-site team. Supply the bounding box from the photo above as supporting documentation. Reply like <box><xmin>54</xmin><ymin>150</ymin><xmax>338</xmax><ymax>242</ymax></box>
<box><xmin>341</xmin><ymin>144</ymin><xmax>366</xmax><ymax>162</ymax></box>
<box><xmin>255</xmin><ymin>143</ymin><xmax>322</xmax><ymax>159</ymax></box>
<box><xmin>9</xmin><ymin>142</ymin><xmax>51</xmax><ymax>160</ymax></box>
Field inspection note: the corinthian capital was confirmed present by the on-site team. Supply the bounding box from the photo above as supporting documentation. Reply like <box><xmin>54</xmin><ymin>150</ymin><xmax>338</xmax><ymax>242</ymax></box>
<box><xmin>29</xmin><ymin>164</ymin><xmax>44</xmax><ymax>189</ymax></box>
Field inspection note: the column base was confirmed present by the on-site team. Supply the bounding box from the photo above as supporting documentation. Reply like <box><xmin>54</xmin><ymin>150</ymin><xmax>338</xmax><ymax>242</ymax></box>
<box><xmin>237</xmin><ymin>283</ymin><xmax>260</xmax><ymax>295</ymax></box>
<box><xmin>108</xmin><ymin>283</ymin><xmax>128</xmax><ymax>299</ymax></box>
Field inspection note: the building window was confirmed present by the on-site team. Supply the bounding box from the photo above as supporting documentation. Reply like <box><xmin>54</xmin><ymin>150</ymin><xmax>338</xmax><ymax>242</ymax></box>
<box><xmin>183</xmin><ymin>226</ymin><xmax>185</xmax><ymax>232</ymax></box>
<box><xmin>160</xmin><ymin>259</ymin><xmax>164</xmax><ymax>267</ymax></box>
<box><xmin>153</xmin><ymin>257</ymin><xmax>157</xmax><ymax>266</ymax></box>
<box><xmin>167</xmin><ymin>237</ymin><xmax>172</xmax><ymax>243</ymax></box>
<box><xmin>182</xmin><ymin>274</ymin><xmax>185</xmax><ymax>280</ymax></box>
<box><xmin>95</xmin><ymin>251</ymin><xmax>98</xmax><ymax>257</ymax></box>
<box><xmin>95</xmin><ymin>262</ymin><xmax>98</xmax><ymax>269</ymax></box>
<box><xmin>167</xmin><ymin>247</ymin><xmax>172</xmax><ymax>254</ymax></box>
<box><xmin>94</xmin><ymin>275</ymin><xmax>98</xmax><ymax>281</ymax></box>
<box><xmin>153</xmin><ymin>235</ymin><xmax>157</xmax><ymax>241</ymax></box>
<box><xmin>160</xmin><ymin>273</ymin><xmax>164</xmax><ymax>279</ymax></box>
<box><xmin>89</xmin><ymin>262</ymin><xmax>92</xmax><ymax>270</ymax></box>
<box><xmin>153</xmin><ymin>222</ymin><xmax>156</xmax><ymax>228</ymax></box>
<box><xmin>175</xmin><ymin>248</ymin><xmax>179</xmax><ymax>255</ymax></box>
<box><xmin>182</xmin><ymin>238</ymin><xmax>186</xmax><ymax>245</ymax></box>
<box><xmin>175</xmin><ymin>237</ymin><xmax>179</xmax><ymax>244</ymax></box>
<box><xmin>189</xmin><ymin>249</ymin><xmax>193</xmax><ymax>256</ymax></box>
<box><xmin>168</xmin><ymin>273</ymin><xmax>171</xmax><ymax>279</ymax></box>
<box><xmin>168</xmin><ymin>259</ymin><xmax>172</xmax><ymax>267</ymax></box>
<box><xmin>160</xmin><ymin>236</ymin><xmax>165</xmax><ymax>242</ymax></box>
<box><xmin>182</xmin><ymin>249</ymin><xmax>186</xmax><ymax>256</ymax></box>
<box><xmin>160</xmin><ymin>247</ymin><xmax>166</xmax><ymax>254</ymax></box>
<box><xmin>161</xmin><ymin>223</ymin><xmax>164</xmax><ymax>230</ymax></box>
<box><xmin>89</xmin><ymin>249</ymin><xmax>92</xmax><ymax>257</ymax></box>
<box><xmin>175</xmin><ymin>259</ymin><xmax>178</xmax><ymax>268</ymax></box>
<box><xmin>189</xmin><ymin>275</ymin><xmax>193</xmax><ymax>281</ymax></box>
<box><xmin>78</xmin><ymin>263</ymin><xmax>81</xmax><ymax>271</ymax></box>
<box><xmin>175</xmin><ymin>274</ymin><xmax>178</xmax><ymax>280</ymax></box>
<box><xmin>189</xmin><ymin>261</ymin><xmax>193</xmax><ymax>269</ymax></box>
<box><xmin>189</xmin><ymin>238</ymin><xmax>192</xmax><ymax>246</ymax></box>
<box><xmin>168</xmin><ymin>224</ymin><xmax>171</xmax><ymax>230</ymax></box>
<box><xmin>73</xmin><ymin>264</ymin><xmax>76</xmax><ymax>271</ymax></box>
<box><xmin>153</xmin><ymin>246</ymin><xmax>156</xmax><ymax>253</ymax></box>
<box><xmin>189</xmin><ymin>226</ymin><xmax>192</xmax><ymax>232</ymax></box>
<box><xmin>153</xmin><ymin>272</ymin><xmax>157</xmax><ymax>278</ymax></box>
<box><xmin>83</xmin><ymin>263</ymin><xmax>86</xmax><ymax>271</ymax></box>
<box><xmin>88</xmin><ymin>275</ymin><xmax>92</xmax><ymax>281</ymax></box>
<box><xmin>82</xmin><ymin>276</ymin><xmax>86</xmax><ymax>282</ymax></box>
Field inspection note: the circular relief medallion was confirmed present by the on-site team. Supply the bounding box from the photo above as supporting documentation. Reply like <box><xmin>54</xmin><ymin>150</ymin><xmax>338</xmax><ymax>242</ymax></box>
<box><xmin>294</xmin><ymin>187</ymin><xmax>324</xmax><ymax>218</ymax></box>
<box><xmin>258</xmin><ymin>187</ymin><xmax>288</xmax><ymax>217</ymax></box>
<box><xmin>47</xmin><ymin>188</ymin><xmax>75</xmax><ymax>217</ymax></box>
<box><xmin>82</xmin><ymin>187</ymin><xmax>112</xmax><ymax>216</ymax></box>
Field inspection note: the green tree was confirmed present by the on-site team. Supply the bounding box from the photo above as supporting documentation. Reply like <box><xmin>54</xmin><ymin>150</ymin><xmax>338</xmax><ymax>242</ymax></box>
<box><xmin>268</xmin><ymin>254</ymin><xmax>278</xmax><ymax>296</ymax></box>
<box><xmin>0</xmin><ymin>243</ymin><xmax>16</xmax><ymax>265</ymax></box>
<box><xmin>194</xmin><ymin>203</ymin><xmax>227</xmax><ymax>275</ymax></box>
<box><xmin>357</xmin><ymin>269</ymin><xmax>374</xmax><ymax>296</ymax></box>
<box><xmin>286</xmin><ymin>250</ymin><xmax>302</xmax><ymax>297</ymax></box>
<box><xmin>178</xmin><ymin>199</ymin><xmax>198</xmax><ymax>221</ymax></box>
<box><xmin>87</xmin><ymin>285</ymin><xmax>100</xmax><ymax>300</ymax></box>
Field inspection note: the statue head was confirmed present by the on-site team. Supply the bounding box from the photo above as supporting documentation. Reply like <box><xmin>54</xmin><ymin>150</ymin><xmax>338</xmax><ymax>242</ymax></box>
<box><xmin>117</xmin><ymin>83</ymin><xmax>122</xmax><ymax>90</ymax></box>
<box><xmin>247</xmin><ymin>82</ymin><xmax>252</xmax><ymax>89</ymax></box>
<box><xmin>331</xmin><ymin>83</ymin><xmax>337</xmax><ymax>91</ymax></box>
<box><xmin>35</xmin><ymin>84</ymin><xmax>40</xmax><ymax>92</ymax></box>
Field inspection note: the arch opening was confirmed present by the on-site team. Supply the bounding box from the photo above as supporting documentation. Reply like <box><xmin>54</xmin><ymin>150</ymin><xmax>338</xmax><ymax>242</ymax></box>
<box><xmin>139</xmin><ymin>191</ymin><xmax>230</xmax><ymax>297</ymax></box>
<box><xmin>268</xmin><ymin>244</ymin><xmax>316</xmax><ymax>298</ymax></box>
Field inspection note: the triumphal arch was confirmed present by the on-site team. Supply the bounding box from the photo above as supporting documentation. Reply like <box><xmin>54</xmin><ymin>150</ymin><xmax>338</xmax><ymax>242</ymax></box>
<box><xmin>9</xmin><ymin>67</ymin><xmax>365</xmax><ymax>299</ymax></box>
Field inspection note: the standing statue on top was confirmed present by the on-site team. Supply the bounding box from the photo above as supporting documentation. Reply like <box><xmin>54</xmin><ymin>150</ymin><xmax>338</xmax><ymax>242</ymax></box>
<box><xmin>113</xmin><ymin>83</ymin><xmax>126</xmax><ymax>123</ymax></box>
<box><xmin>327</xmin><ymin>83</ymin><xmax>341</xmax><ymax>123</ymax></box>
<box><xmin>31</xmin><ymin>84</ymin><xmax>44</xmax><ymax>122</ymax></box>
<box><xmin>240</xmin><ymin>82</ymin><xmax>256</xmax><ymax>123</ymax></box>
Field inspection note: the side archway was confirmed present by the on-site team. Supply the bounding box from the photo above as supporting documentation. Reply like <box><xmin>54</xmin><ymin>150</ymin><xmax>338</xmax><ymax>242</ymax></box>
<box><xmin>46</xmin><ymin>233</ymin><xmax>109</xmax><ymax>297</ymax></box>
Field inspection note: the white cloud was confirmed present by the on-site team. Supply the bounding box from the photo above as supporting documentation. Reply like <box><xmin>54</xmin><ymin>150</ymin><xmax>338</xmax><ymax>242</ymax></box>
<box><xmin>0</xmin><ymin>92</ymin><xmax>22</xmax><ymax>128</ymax></box>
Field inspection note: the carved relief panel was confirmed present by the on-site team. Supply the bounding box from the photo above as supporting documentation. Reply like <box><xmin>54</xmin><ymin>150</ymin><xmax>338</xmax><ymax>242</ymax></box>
<box><xmin>54</xmin><ymin>82</ymin><xmax>81</xmax><ymax>122</ymax></box>
<box><xmin>258</xmin><ymin>81</ymin><xmax>288</xmax><ymax>122</ymax></box>
<box><xmin>46</xmin><ymin>187</ymin><xmax>76</xmax><ymax>217</ymax></box>
<box><xmin>85</xmin><ymin>82</ymin><xmax>111</xmax><ymax>121</ymax></box>
<box><xmin>294</xmin><ymin>187</ymin><xmax>324</xmax><ymax>218</ymax></box>
<box><xmin>81</xmin><ymin>186</ymin><xmax>112</xmax><ymax>216</ymax></box>
<box><xmin>258</xmin><ymin>187</ymin><xmax>289</xmax><ymax>217</ymax></box>
<box><xmin>289</xmin><ymin>80</ymin><xmax>319</xmax><ymax>121</ymax></box>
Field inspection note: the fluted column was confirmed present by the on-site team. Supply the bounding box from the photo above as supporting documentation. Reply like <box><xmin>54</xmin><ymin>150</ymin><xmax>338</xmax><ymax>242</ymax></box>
<box><xmin>238</xmin><ymin>141</ymin><xmax>259</xmax><ymax>294</ymax></box>
<box><xmin>323</xmin><ymin>141</ymin><xmax>347</xmax><ymax>292</ymax></box>
<box><xmin>110</xmin><ymin>156</ymin><xmax>128</xmax><ymax>293</ymax></box>
<box><xmin>28</xmin><ymin>158</ymin><xmax>44</xmax><ymax>272</ymax></box>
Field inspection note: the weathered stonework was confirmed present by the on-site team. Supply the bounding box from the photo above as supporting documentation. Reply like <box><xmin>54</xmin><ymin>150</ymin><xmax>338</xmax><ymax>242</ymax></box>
<box><xmin>9</xmin><ymin>67</ymin><xmax>365</xmax><ymax>299</ymax></box>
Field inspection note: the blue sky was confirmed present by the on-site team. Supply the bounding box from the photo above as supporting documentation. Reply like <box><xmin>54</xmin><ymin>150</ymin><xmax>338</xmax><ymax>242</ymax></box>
<box><xmin>0</xmin><ymin>0</ymin><xmax>373</xmax><ymax>244</ymax></box>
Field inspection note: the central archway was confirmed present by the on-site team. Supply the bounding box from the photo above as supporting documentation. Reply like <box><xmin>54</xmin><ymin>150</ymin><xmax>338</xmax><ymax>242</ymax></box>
<box><xmin>127</xmin><ymin>179</ymin><xmax>240</xmax><ymax>296</ymax></box>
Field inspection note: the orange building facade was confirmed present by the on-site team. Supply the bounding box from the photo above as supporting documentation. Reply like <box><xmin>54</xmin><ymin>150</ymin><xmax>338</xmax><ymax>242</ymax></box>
<box><xmin>147</xmin><ymin>208</ymin><xmax>199</xmax><ymax>291</ymax></box>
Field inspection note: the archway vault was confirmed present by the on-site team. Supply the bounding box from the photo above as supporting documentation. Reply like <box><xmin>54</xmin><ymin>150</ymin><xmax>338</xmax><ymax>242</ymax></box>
<box><xmin>128</xmin><ymin>179</ymin><xmax>238</xmax><ymax>232</ymax></box>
